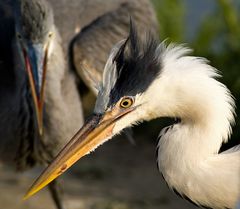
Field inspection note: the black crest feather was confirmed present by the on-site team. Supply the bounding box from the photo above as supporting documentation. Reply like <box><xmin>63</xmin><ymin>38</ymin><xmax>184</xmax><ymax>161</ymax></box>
<box><xmin>109</xmin><ymin>20</ymin><xmax>161</xmax><ymax>105</ymax></box>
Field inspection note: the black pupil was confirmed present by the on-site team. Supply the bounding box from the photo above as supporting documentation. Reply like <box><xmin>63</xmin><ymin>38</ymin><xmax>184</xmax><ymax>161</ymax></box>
<box><xmin>122</xmin><ymin>101</ymin><xmax>129</xmax><ymax>106</ymax></box>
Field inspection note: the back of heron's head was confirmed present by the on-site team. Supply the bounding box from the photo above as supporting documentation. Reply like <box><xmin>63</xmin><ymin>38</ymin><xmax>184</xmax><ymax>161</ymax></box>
<box><xmin>95</xmin><ymin>21</ymin><xmax>234</xmax><ymax>137</ymax></box>
<box><xmin>14</xmin><ymin>0</ymin><xmax>53</xmax><ymax>42</ymax></box>
<box><xmin>95</xmin><ymin>22</ymin><xmax>161</xmax><ymax>113</ymax></box>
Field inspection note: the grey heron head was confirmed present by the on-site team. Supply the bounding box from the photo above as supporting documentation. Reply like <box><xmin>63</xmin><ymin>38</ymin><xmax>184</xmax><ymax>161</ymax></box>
<box><xmin>14</xmin><ymin>0</ymin><xmax>54</xmax><ymax>42</ymax></box>
<box><xmin>14</xmin><ymin>0</ymin><xmax>55</xmax><ymax>135</ymax></box>
<box><xmin>24</xmin><ymin>22</ymin><xmax>162</xmax><ymax>198</ymax></box>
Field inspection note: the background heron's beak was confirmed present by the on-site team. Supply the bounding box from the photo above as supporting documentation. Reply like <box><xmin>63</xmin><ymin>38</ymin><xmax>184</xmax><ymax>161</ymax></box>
<box><xmin>23</xmin><ymin>106</ymin><xmax>135</xmax><ymax>200</ymax></box>
<box><xmin>23</xmin><ymin>44</ymin><xmax>48</xmax><ymax>135</ymax></box>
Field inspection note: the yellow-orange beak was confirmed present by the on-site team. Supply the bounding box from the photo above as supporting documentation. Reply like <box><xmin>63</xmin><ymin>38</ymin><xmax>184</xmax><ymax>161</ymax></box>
<box><xmin>23</xmin><ymin>44</ymin><xmax>48</xmax><ymax>135</ymax></box>
<box><xmin>23</xmin><ymin>106</ymin><xmax>135</xmax><ymax>200</ymax></box>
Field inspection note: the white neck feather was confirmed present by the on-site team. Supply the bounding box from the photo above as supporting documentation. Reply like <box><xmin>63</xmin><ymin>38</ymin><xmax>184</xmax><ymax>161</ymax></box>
<box><xmin>150</xmin><ymin>44</ymin><xmax>235</xmax><ymax>153</ymax></box>
<box><xmin>151</xmin><ymin>44</ymin><xmax>240</xmax><ymax>208</ymax></box>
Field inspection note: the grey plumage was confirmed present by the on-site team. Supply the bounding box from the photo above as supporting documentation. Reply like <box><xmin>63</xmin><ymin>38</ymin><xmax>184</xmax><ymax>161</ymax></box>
<box><xmin>0</xmin><ymin>0</ymin><xmax>158</xmax><ymax>208</ymax></box>
<box><xmin>94</xmin><ymin>40</ymin><xmax>123</xmax><ymax>113</ymax></box>
<box><xmin>14</xmin><ymin>0</ymin><xmax>53</xmax><ymax>42</ymax></box>
<box><xmin>236</xmin><ymin>201</ymin><xmax>240</xmax><ymax>209</ymax></box>
<box><xmin>71</xmin><ymin>0</ymin><xmax>159</xmax><ymax>95</ymax></box>
<box><xmin>0</xmin><ymin>1</ymin><xmax>83</xmax><ymax>208</ymax></box>
<box><xmin>0</xmin><ymin>0</ymin><xmax>83</xmax><ymax>169</ymax></box>
<box><xmin>49</xmin><ymin>0</ymin><xmax>156</xmax><ymax>52</ymax></box>
<box><xmin>0</xmin><ymin>0</ymin><xmax>159</xmax><ymax>169</ymax></box>
<box><xmin>109</xmin><ymin>23</ymin><xmax>160</xmax><ymax>105</ymax></box>
<box><xmin>95</xmin><ymin>22</ymin><xmax>160</xmax><ymax>113</ymax></box>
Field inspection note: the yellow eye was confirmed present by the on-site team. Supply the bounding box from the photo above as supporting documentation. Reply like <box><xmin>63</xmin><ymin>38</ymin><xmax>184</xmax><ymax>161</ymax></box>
<box><xmin>120</xmin><ymin>97</ymin><xmax>134</xmax><ymax>108</ymax></box>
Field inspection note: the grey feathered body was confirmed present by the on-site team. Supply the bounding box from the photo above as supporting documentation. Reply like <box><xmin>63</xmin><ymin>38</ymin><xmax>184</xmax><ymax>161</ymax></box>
<box><xmin>0</xmin><ymin>0</ymin><xmax>158</xmax><ymax>171</ymax></box>
<box><xmin>71</xmin><ymin>0</ymin><xmax>159</xmax><ymax>94</ymax></box>
<box><xmin>0</xmin><ymin>2</ymin><xmax>83</xmax><ymax>169</ymax></box>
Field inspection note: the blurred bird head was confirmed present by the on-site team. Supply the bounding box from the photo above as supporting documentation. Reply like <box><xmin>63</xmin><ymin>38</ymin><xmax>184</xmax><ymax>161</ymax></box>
<box><xmin>24</xmin><ymin>22</ymin><xmax>164</xmax><ymax>198</ymax></box>
<box><xmin>14</xmin><ymin>0</ymin><xmax>55</xmax><ymax>135</ymax></box>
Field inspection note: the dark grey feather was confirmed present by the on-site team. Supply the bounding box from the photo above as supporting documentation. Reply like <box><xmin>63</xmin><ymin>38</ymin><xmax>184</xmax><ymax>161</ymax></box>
<box><xmin>109</xmin><ymin>21</ymin><xmax>161</xmax><ymax>106</ymax></box>
<box><xmin>14</xmin><ymin>0</ymin><xmax>53</xmax><ymax>42</ymax></box>
<box><xmin>94</xmin><ymin>21</ymin><xmax>161</xmax><ymax>113</ymax></box>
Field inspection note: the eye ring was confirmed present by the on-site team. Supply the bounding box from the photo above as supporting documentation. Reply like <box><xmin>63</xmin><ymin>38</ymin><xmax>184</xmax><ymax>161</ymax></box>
<box><xmin>120</xmin><ymin>97</ymin><xmax>134</xmax><ymax>108</ymax></box>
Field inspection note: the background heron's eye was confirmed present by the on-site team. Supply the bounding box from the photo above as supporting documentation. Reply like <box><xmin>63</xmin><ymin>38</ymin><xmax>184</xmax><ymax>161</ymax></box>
<box><xmin>17</xmin><ymin>33</ymin><xmax>22</xmax><ymax>40</ymax></box>
<box><xmin>48</xmin><ymin>32</ymin><xmax>53</xmax><ymax>38</ymax></box>
<box><xmin>120</xmin><ymin>97</ymin><xmax>134</xmax><ymax>108</ymax></box>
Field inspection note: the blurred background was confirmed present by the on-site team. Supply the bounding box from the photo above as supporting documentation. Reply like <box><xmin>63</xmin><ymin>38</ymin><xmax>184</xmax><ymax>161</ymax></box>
<box><xmin>152</xmin><ymin>0</ymin><xmax>240</xmax><ymax>150</ymax></box>
<box><xmin>0</xmin><ymin>0</ymin><xmax>239</xmax><ymax>209</ymax></box>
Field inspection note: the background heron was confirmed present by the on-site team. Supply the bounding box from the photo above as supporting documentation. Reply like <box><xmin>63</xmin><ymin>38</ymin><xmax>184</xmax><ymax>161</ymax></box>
<box><xmin>0</xmin><ymin>0</ymin><xmax>158</xmax><ymax>208</ymax></box>
<box><xmin>70</xmin><ymin>0</ymin><xmax>158</xmax><ymax>96</ymax></box>
<box><xmin>0</xmin><ymin>0</ymin><xmax>84</xmax><ymax>208</ymax></box>
<box><xmin>25</xmin><ymin>23</ymin><xmax>240</xmax><ymax>209</ymax></box>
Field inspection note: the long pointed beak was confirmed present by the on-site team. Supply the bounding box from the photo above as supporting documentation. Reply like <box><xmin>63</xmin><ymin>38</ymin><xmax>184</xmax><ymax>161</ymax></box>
<box><xmin>23</xmin><ymin>44</ymin><xmax>48</xmax><ymax>135</ymax></box>
<box><xmin>23</xmin><ymin>106</ymin><xmax>135</xmax><ymax>199</ymax></box>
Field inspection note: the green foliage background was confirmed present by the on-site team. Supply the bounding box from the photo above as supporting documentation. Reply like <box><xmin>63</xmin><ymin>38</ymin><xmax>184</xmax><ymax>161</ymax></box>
<box><xmin>152</xmin><ymin>0</ymin><xmax>240</xmax><ymax>147</ymax></box>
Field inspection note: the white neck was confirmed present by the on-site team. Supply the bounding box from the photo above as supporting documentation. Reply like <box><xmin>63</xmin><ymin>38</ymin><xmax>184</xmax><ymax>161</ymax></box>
<box><xmin>147</xmin><ymin>45</ymin><xmax>235</xmax><ymax>153</ymax></box>
<box><xmin>151</xmin><ymin>44</ymin><xmax>240</xmax><ymax>208</ymax></box>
